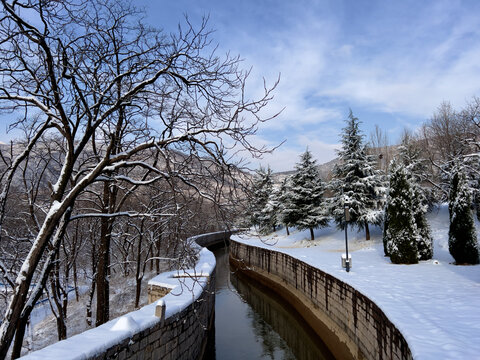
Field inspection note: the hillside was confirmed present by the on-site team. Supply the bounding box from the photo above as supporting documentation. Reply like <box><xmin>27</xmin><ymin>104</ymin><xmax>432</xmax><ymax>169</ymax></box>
<box><xmin>271</xmin><ymin>143</ymin><xmax>400</xmax><ymax>184</ymax></box>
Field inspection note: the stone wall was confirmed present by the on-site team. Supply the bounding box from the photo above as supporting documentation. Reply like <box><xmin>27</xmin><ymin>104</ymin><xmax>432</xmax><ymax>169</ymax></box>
<box><xmin>21</xmin><ymin>233</ymin><xmax>222</xmax><ymax>360</ymax></box>
<box><xmin>230</xmin><ymin>240</ymin><xmax>413</xmax><ymax>360</ymax></box>
<box><xmin>89</xmin><ymin>271</ymin><xmax>215</xmax><ymax>360</ymax></box>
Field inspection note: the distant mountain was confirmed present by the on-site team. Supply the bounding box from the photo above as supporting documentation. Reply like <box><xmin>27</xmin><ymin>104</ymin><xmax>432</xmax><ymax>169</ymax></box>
<box><xmin>271</xmin><ymin>143</ymin><xmax>400</xmax><ymax>184</ymax></box>
<box><xmin>272</xmin><ymin>157</ymin><xmax>339</xmax><ymax>184</ymax></box>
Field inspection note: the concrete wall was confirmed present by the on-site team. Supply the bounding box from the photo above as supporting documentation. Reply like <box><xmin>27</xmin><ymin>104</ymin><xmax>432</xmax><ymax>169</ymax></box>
<box><xmin>21</xmin><ymin>232</ymin><xmax>226</xmax><ymax>360</ymax></box>
<box><xmin>230</xmin><ymin>240</ymin><xmax>413</xmax><ymax>360</ymax></box>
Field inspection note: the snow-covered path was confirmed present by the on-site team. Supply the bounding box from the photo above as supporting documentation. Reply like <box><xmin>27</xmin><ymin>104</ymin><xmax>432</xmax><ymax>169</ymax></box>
<box><xmin>233</xmin><ymin>205</ymin><xmax>480</xmax><ymax>359</ymax></box>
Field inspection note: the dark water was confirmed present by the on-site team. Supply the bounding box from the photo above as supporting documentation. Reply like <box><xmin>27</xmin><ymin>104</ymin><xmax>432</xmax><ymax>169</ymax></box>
<box><xmin>208</xmin><ymin>246</ymin><xmax>334</xmax><ymax>360</ymax></box>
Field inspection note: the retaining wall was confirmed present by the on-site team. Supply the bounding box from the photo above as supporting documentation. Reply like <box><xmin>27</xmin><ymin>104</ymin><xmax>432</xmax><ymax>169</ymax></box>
<box><xmin>230</xmin><ymin>239</ymin><xmax>413</xmax><ymax>360</ymax></box>
<box><xmin>20</xmin><ymin>231</ymin><xmax>231</xmax><ymax>360</ymax></box>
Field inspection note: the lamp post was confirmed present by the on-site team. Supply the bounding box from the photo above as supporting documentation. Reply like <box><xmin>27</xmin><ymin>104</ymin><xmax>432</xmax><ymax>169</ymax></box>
<box><xmin>344</xmin><ymin>203</ymin><xmax>350</xmax><ymax>272</ymax></box>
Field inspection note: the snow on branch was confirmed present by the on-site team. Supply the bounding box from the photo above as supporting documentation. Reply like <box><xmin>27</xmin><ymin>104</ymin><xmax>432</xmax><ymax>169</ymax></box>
<box><xmin>70</xmin><ymin>212</ymin><xmax>175</xmax><ymax>221</ymax></box>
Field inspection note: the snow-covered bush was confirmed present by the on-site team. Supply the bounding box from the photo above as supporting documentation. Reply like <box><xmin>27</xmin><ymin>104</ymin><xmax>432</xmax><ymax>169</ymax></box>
<box><xmin>448</xmin><ymin>169</ymin><xmax>480</xmax><ymax>264</ymax></box>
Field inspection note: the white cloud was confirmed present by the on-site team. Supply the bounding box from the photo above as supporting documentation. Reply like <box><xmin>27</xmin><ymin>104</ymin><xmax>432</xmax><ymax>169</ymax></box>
<box><xmin>250</xmin><ymin>133</ymin><xmax>340</xmax><ymax>173</ymax></box>
<box><xmin>236</xmin><ymin>14</ymin><xmax>341</xmax><ymax>132</ymax></box>
<box><xmin>138</xmin><ymin>0</ymin><xmax>480</xmax><ymax>167</ymax></box>
<box><xmin>316</xmin><ymin>3</ymin><xmax>480</xmax><ymax>118</ymax></box>
<box><xmin>294</xmin><ymin>136</ymin><xmax>340</xmax><ymax>164</ymax></box>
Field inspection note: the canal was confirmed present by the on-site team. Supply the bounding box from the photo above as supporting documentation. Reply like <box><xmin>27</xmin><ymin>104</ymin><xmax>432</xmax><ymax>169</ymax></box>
<box><xmin>206</xmin><ymin>246</ymin><xmax>334</xmax><ymax>360</ymax></box>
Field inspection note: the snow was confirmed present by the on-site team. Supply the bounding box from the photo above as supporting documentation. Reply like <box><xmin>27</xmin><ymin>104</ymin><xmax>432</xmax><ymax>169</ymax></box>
<box><xmin>110</xmin><ymin>315</ymin><xmax>139</xmax><ymax>334</ymax></box>
<box><xmin>21</xmin><ymin>244</ymin><xmax>216</xmax><ymax>359</ymax></box>
<box><xmin>232</xmin><ymin>204</ymin><xmax>480</xmax><ymax>360</ymax></box>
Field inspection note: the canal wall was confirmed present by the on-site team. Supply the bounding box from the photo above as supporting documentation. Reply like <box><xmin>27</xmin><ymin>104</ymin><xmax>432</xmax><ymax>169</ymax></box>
<box><xmin>230</xmin><ymin>239</ymin><xmax>413</xmax><ymax>360</ymax></box>
<box><xmin>21</xmin><ymin>231</ymin><xmax>232</xmax><ymax>360</ymax></box>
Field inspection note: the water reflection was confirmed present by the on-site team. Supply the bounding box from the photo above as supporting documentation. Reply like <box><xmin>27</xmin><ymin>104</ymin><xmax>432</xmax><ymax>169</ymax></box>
<box><xmin>211</xmin><ymin>246</ymin><xmax>334</xmax><ymax>360</ymax></box>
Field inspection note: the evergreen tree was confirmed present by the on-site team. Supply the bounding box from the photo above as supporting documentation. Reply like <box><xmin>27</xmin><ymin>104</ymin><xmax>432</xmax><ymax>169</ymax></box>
<box><xmin>448</xmin><ymin>168</ymin><xmax>480</xmax><ymax>264</ymax></box>
<box><xmin>263</xmin><ymin>184</ymin><xmax>281</xmax><ymax>233</ymax></box>
<box><xmin>397</xmin><ymin>130</ymin><xmax>435</xmax><ymax>207</ymax></box>
<box><xmin>330</xmin><ymin>110</ymin><xmax>386</xmax><ymax>240</ymax></box>
<box><xmin>397</xmin><ymin>132</ymin><xmax>434</xmax><ymax>259</ymax></box>
<box><xmin>397</xmin><ymin>130</ymin><xmax>427</xmax><ymax>184</ymax></box>
<box><xmin>249</xmin><ymin>167</ymin><xmax>277</xmax><ymax>233</ymax></box>
<box><xmin>412</xmin><ymin>183</ymin><xmax>434</xmax><ymax>260</ymax></box>
<box><xmin>383</xmin><ymin>162</ymin><xmax>419</xmax><ymax>264</ymax></box>
<box><xmin>289</xmin><ymin>150</ymin><xmax>329</xmax><ymax>240</ymax></box>
<box><xmin>277</xmin><ymin>177</ymin><xmax>295</xmax><ymax>235</ymax></box>
<box><xmin>475</xmin><ymin>179</ymin><xmax>480</xmax><ymax>222</ymax></box>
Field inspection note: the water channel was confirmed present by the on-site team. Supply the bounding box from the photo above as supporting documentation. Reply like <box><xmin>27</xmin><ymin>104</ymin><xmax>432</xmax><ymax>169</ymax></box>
<box><xmin>205</xmin><ymin>246</ymin><xmax>334</xmax><ymax>360</ymax></box>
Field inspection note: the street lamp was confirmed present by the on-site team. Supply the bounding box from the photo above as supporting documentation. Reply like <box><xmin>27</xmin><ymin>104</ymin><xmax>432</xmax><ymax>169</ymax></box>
<box><xmin>343</xmin><ymin>203</ymin><xmax>351</xmax><ymax>272</ymax></box>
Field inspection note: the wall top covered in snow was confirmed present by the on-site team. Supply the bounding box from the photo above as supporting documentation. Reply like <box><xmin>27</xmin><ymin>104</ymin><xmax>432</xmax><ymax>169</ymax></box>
<box><xmin>20</xmin><ymin>231</ymin><xmax>222</xmax><ymax>360</ymax></box>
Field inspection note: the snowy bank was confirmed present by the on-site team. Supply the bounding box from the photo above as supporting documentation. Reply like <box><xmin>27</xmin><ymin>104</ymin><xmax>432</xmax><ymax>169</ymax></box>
<box><xmin>232</xmin><ymin>205</ymin><xmax>480</xmax><ymax>359</ymax></box>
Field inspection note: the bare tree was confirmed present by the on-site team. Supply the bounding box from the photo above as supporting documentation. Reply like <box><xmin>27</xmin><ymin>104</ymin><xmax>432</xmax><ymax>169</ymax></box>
<box><xmin>420</xmin><ymin>101</ymin><xmax>477</xmax><ymax>200</ymax></box>
<box><xmin>0</xmin><ymin>0</ymin><xmax>278</xmax><ymax>356</ymax></box>
<box><xmin>369</xmin><ymin>124</ymin><xmax>391</xmax><ymax>173</ymax></box>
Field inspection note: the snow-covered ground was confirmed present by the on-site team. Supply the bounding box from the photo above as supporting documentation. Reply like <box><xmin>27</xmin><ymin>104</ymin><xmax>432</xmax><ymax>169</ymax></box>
<box><xmin>232</xmin><ymin>204</ymin><xmax>480</xmax><ymax>360</ymax></box>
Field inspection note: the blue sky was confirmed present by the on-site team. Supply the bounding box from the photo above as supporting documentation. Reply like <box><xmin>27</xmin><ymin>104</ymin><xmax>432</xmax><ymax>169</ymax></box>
<box><xmin>2</xmin><ymin>0</ymin><xmax>480</xmax><ymax>172</ymax></box>
<box><xmin>140</xmin><ymin>0</ymin><xmax>480</xmax><ymax>171</ymax></box>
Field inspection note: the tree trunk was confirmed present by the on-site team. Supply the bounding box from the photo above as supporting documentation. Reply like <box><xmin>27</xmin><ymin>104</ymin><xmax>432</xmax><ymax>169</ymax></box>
<box><xmin>286</xmin><ymin>225</ymin><xmax>290</xmax><ymax>236</ymax></box>
<box><xmin>134</xmin><ymin>221</ymin><xmax>143</xmax><ymax>308</ymax></box>
<box><xmin>11</xmin><ymin>316</ymin><xmax>29</xmax><ymax>359</ymax></box>
<box><xmin>86</xmin><ymin>278</ymin><xmax>96</xmax><ymax>327</ymax></box>
<box><xmin>95</xmin><ymin>183</ymin><xmax>115</xmax><ymax>327</ymax></box>
<box><xmin>12</xmin><ymin>276</ymin><xmax>52</xmax><ymax>359</ymax></box>
<box><xmin>0</xmin><ymin>209</ymin><xmax>72</xmax><ymax>359</ymax></box>
<box><xmin>50</xmin><ymin>252</ymin><xmax>68</xmax><ymax>341</ymax></box>
<box><xmin>135</xmin><ymin>277</ymin><xmax>142</xmax><ymax>309</ymax></box>
<box><xmin>309</xmin><ymin>227</ymin><xmax>314</xmax><ymax>241</ymax></box>
<box><xmin>365</xmin><ymin>222</ymin><xmax>370</xmax><ymax>240</ymax></box>
<box><xmin>96</xmin><ymin>178</ymin><xmax>119</xmax><ymax>327</ymax></box>
<box><xmin>73</xmin><ymin>258</ymin><xmax>79</xmax><ymax>302</ymax></box>
<box><xmin>155</xmin><ymin>230</ymin><xmax>162</xmax><ymax>274</ymax></box>
<box><xmin>0</xmin><ymin>223</ymin><xmax>56</xmax><ymax>358</ymax></box>
<box><xmin>86</xmin><ymin>228</ymin><xmax>97</xmax><ymax>327</ymax></box>
<box><xmin>95</xmin><ymin>223</ymin><xmax>110</xmax><ymax>327</ymax></box>
<box><xmin>55</xmin><ymin>317</ymin><xmax>67</xmax><ymax>341</ymax></box>
<box><xmin>72</xmin><ymin>223</ymin><xmax>80</xmax><ymax>302</ymax></box>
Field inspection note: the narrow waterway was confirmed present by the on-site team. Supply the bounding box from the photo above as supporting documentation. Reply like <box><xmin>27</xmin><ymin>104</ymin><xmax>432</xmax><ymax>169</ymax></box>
<box><xmin>208</xmin><ymin>246</ymin><xmax>334</xmax><ymax>360</ymax></box>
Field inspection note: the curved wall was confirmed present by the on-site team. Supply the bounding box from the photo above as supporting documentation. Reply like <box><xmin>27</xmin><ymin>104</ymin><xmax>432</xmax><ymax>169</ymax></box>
<box><xmin>20</xmin><ymin>231</ymin><xmax>231</xmax><ymax>360</ymax></box>
<box><xmin>230</xmin><ymin>239</ymin><xmax>413</xmax><ymax>360</ymax></box>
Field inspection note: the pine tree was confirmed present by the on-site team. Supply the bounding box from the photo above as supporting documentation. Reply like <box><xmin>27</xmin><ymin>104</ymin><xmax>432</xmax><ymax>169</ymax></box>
<box><xmin>277</xmin><ymin>177</ymin><xmax>295</xmax><ymax>235</ymax></box>
<box><xmin>412</xmin><ymin>183</ymin><xmax>434</xmax><ymax>260</ymax></box>
<box><xmin>397</xmin><ymin>132</ymin><xmax>434</xmax><ymax>259</ymax></box>
<box><xmin>330</xmin><ymin>110</ymin><xmax>386</xmax><ymax>240</ymax></box>
<box><xmin>397</xmin><ymin>131</ymin><xmax>427</xmax><ymax>184</ymax></box>
<box><xmin>263</xmin><ymin>185</ymin><xmax>281</xmax><ymax>233</ymax></box>
<box><xmin>448</xmin><ymin>168</ymin><xmax>480</xmax><ymax>264</ymax></box>
<box><xmin>249</xmin><ymin>167</ymin><xmax>278</xmax><ymax>233</ymax></box>
<box><xmin>289</xmin><ymin>149</ymin><xmax>329</xmax><ymax>240</ymax></box>
<box><xmin>397</xmin><ymin>130</ymin><xmax>435</xmax><ymax>207</ymax></box>
<box><xmin>475</xmin><ymin>179</ymin><xmax>480</xmax><ymax>222</ymax></box>
<box><xmin>383</xmin><ymin>162</ymin><xmax>419</xmax><ymax>264</ymax></box>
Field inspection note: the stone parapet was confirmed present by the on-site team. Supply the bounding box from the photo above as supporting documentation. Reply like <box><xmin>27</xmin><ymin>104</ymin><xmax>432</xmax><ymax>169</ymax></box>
<box><xmin>20</xmin><ymin>231</ymin><xmax>227</xmax><ymax>360</ymax></box>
